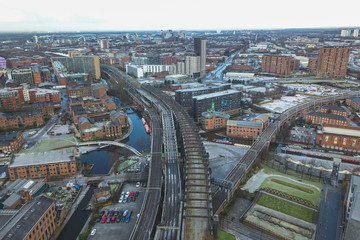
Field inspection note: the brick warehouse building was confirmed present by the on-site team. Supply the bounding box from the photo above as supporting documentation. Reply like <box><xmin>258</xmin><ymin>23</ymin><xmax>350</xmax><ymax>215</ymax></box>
<box><xmin>8</xmin><ymin>148</ymin><xmax>79</xmax><ymax>180</ymax></box>
<box><xmin>346</xmin><ymin>97</ymin><xmax>360</xmax><ymax>111</ymax></box>
<box><xmin>316</xmin><ymin>124</ymin><xmax>360</xmax><ymax>152</ymax></box>
<box><xmin>202</xmin><ymin>111</ymin><xmax>230</xmax><ymax>130</ymax></box>
<box><xmin>316</xmin><ymin>47</ymin><xmax>350</xmax><ymax>78</ymax></box>
<box><xmin>0</xmin><ymin>195</ymin><xmax>57</xmax><ymax>240</ymax></box>
<box><xmin>261</xmin><ymin>55</ymin><xmax>300</xmax><ymax>77</ymax></box>
<box><xmin>0</xmin><ymin>131</ymin><xmax>24</xmax><ymax>153</ymax></box>
<box><xmin>305</xmin><ymin>111</ymin><xmax>350</xmax><ymax>126</ymax></box>
<box><xmin>320</xmin><ymin>105</ymin><xmax>351</xmax><ymax>117</ymax></box>
<box><xmin>227</xmin><ymin>120</ymin><xmax>264</xmax><ymax>139</ymax></box>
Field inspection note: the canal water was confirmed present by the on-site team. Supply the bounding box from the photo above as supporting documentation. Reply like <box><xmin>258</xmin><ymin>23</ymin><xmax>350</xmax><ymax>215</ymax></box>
<box><xmin>80</xmin><ymin>110</ymin><xmax>150</xmax><ymax>175</ymax></box>
<box><xmin>58</xmin><ymin>185</ymin><xmax>97</xmax><ymax>240</ymax></box>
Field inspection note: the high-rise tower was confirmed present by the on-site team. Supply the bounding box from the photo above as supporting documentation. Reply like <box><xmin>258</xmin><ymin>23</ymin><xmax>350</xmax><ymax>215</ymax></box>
<box><xmin>194</xmin><ymin>38</ymin><xmax>206</xmax><ymax>78</ymax></box>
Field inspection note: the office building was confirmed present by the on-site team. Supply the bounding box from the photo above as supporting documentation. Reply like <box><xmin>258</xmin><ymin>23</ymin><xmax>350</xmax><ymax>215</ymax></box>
<box><xmin>6</xmin><ymin>56</ymin><xmax>47</xmax><ymax>68</ymax></box>
<box><xmin>192</xmin><ymin>89</ymin><xmax>241</xmax><ymax>121</ymax></box>
<box><xmin>51</xmin><ymin>56</ymin><xmax>100</xmax><ymax>80</ymax></box>
<box><xmin>8</xmin><ymin>148</ymin><xmax>79</xmax><ymax>180</ymax></box>
<box><xmin>194</xmin><ymin>37</ymin><xmax>206</xmax><ymax>78</ymax></box>
<box><xmin>261</xmin><ymin>55</ymin><xmax>300</xmax><ymax>77</ymax></box>
<box><xmin>347</xmin><ymin>98</ymin><xmax>360</xmax><ymax>111</ymax></box>
<box><xmin>0</xmin><ymin>195</ymin><xmax>56</xmax><ymax>240</ymax></box>
<box><xmin>9</xmin><ymin>68</ymin><xmax>34</xmax><ymax>85</ymax></box>
<box><xmin>316</xmin><ymin>47</ymin><xmax>350</xmax><ymax>78</ymax></box>
<box><xmin>175</xmin><ymin>85</ymin><xmax>231</xmax><ymax>112</ymax></box>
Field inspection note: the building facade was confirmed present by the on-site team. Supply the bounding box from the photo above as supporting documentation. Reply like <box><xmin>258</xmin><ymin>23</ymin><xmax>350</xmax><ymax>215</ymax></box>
<box><xmin>320</xmin><ymin>105</ymin><xmax>351</xmax><ymax>117</ymax></box>
<box><xmin>346</xmin><ymin>98</ymin><xmax>360</xmax><ymax>111</ymax></box>
<box><xmin>0</xmin><ymin>195</ymin><xmax>57</xmax><ymax>240</ymax></box>
<box><xmin>193</xmin><ymin>89</ymin><xmax>241</xmax><ymax>121</ymax></box>
<box><xmin>194</xmin><ymin>37</ymin><xmax>206</xmax><ymax>78</ymax></box>
<box><xmin>0</xmin><ymin>131</ymin><xmax>24</xmax><ymax>153</ymax></box>
<box><xmin>315</xmin><ymin>124</ymin><xmax>360</xmax><ymax>151</ymax></box>
<box><xmin>8</xmin><ymin>148</ymin><xmax>79</xmax><ymax>180</ymax></box>
<box><xmin>226</xmin><ymin>120</ymin><xmax>263</xmax><ymax>139</ymax></box>
<box><xmin>202</xmin><ymin>111</ymin><xmax>230</xmax><ymax>130</ymax></box>
<box><xmin>305</xmin><ymin>111</ymin><xmax>350</xmax><ymax>126</ymax></box>
<box><xmin>261</xmin><ymin>55</ymin><xmax>299</xmax><ymax>77</ymax></box>
<box><xmin>316</xmin><ymin>47</ymin><xmax>350</xmax><ymax>78</ymax></box>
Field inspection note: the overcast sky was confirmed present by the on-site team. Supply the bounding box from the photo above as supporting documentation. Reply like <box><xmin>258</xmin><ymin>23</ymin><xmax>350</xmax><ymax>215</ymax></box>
<box><xmin>0</xmin><ymin>0</ymin><xmax>359</xmax><ymax>32</ymax></box>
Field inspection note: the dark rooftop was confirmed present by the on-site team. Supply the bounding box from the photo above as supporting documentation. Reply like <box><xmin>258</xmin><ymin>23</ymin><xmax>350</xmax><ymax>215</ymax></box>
<box><xmin>0</xmin><ymin>132</ymin><xmax>20</xmax><ymax>146</ymax></box>
<box><xmin>0</xmin><ymin>195</ymin><xmax>55</xmax><ymax>240</ymax></box>
<box><xmin>307</xmin><ymin>111</ymin><xmax>349</xmax><ymax>122</ymax></box>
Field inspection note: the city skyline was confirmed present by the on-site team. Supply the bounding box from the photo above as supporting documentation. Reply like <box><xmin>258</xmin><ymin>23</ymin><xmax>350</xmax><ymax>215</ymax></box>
<box><xmin>0</xmin><ymin>0</ymin><xmax>359</xmax><ymax>32</ymax></box>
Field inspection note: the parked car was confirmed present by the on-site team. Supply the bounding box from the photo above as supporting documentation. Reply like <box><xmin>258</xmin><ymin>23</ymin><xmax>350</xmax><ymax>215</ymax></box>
<box><xmin>126</xmin><ymin>215</ymin><xmax>131</xmax><ymax>223</ymax></box>
<box><xmin>123</xmin><ymin>210</ymin><xmax>128</xmax><ymax>217</ymax></box>
<box><xmin>90</xmin><ymin>229</ymin><xmax>96</xmax><ymax>236</ymax></box>
<box><xmin>135</xmin><ymin>191</ymin><xmax>139</xmax><ymax>197</ymax></box>
<box><xmin>115</xmin><ymin>210</ymin><xmax>120</xmax><ymax>216</ymax></box>
<box><xmin>130</xmin><ymin>191</ymin><xmax>135</xmax><ymax>197</ymax></box>
<box><xmin>111</xmin><ymin>216</ymin><xmax>116</xmax><ymax>223</ymax></box>
<box><xmin>125</xmin><ymin>191</ymin><xmax>130</xmax><ymax>198</ymax></box>
<box><xmin>101</xmin><ymin>216</ymin><xmax>107</xmax><ymax>223</ymax></box>
<box><xmin>136</xmin><ymin>182</ymin><xmax>140</xmax><ymax>188</ymax></box>
<box><xmin>116</xmin><ymin>215</ymin><xmax>122</xmax><ymax>222</ymax></box>
<box><xmin>106</xmin><ymin>217</ymin><xmax>111</xmax><ymax>223</ymax></box>
<box><xmin>96</xmin><ymin>216</ymin><xmax>102</xmax><ymax>222</ymax></box>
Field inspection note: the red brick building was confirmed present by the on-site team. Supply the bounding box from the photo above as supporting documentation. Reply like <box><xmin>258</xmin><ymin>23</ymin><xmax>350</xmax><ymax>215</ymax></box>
<box><xmin>307</xmin><ymin>58</ymin><xmax>318</xmax><ymax>73</ymax></box>
<box><xmin>202</xmin><ymin>111</ymin><xmax>230</xmax><ymax>130</ymax></box>
<box><xmin>226</xmin><ymin>120</ymin><xmax>263</xmax><ymax>138</ymax></box>
<box><xmin>110</xmin><ymin>110</ymin><xmax>129</xmax><ymax>127</ymax></box>
<box><xmin>0</xmin><ymin>110</ymin><xmax>45</xmax><ymax>130</ymax></box>
<box><xmin>261</xmin><ymin>55</ymin><xmax>300</xmax><ymax>77</ymax></box>
<box><xmin>346</xmin><ymin>97</ymin><xmax>360</xmax><ymax>111</ymax></box>
<box><xmin>67</xmin><ymin>84</ymin><xmax>92</xmax><ymax>98</ymax></box>
<box><xmin>317</xmin><ymin>47</ymin><xmax>350</xmax><ymax>78</ymax></box>
<box><xmin>8</xmin><ymin>148</ymin><xmax>78</xmax><ymax>180</ymax></box>
<box><xmin>316</xmin><ymin>124</ymin><xmax>360</xmax><ymax>151</ymax></box>
<box><xmin>305</xmin><ymin>111</ymin><xmax>350</xmax><ymax>126</ymax></box>
<box><xmin>0</xmin><ymin>131</ymin><xmax>24</xmax><ymax>153</ymax></box>
<box><xmin>320</xmin><ymin>105</ymin><xmax>351</xmax><ymax>117</ymax></box>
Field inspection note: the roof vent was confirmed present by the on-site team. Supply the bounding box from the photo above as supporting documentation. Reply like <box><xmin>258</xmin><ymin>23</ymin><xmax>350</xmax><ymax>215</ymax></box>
<box><xmin>16</xmin><ymin>224</ymin><xmax>21</xmax><ymax>229</ymax></box>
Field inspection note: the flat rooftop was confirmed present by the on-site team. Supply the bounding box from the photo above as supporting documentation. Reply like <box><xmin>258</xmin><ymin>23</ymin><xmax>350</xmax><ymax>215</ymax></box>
<box><xmin>193</xmin><ymin>89</ymin><xmax>240</xmax><ymax>100</ymax></box>
<box><xmin>321</xmin><ymin>125</ymin><xmax>360</xmax><ymax>137</ymax></box>
<box><xmin>227</xmin><ymin>120</ymin><xmax>263</xmax><ymax>128</ymax></box>
<box><xmin>176</xmin><ymin>85</ymin><xmax>224</xmax><ymax>93</ymax></box>
<box><xmin>9</xmin><ymin>148</ymin><xmax>75</xmax><ymax>168</ymax></box>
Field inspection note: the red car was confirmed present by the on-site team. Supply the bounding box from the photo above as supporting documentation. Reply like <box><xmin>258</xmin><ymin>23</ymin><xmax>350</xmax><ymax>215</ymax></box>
<box><xmin>101</xmin><ymin>216</ymin><xmax>107</xmax><ymax>223</ymax></box>
<box><xmin>111</xmin><ymin>216</ymin><xmax>116</xmax><ymax>223</ymax></box>
<box><xmin>129</xmin><ymin>191</ymin><xmax>135</xmax><ymax>197</ymax></box>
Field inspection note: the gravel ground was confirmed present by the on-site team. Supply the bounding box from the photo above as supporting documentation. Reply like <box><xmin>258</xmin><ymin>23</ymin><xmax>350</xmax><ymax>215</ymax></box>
<box><xmin>204</xmin><ymin>141</ymin><xmax>249</xmax><ymax>180</ymax></box>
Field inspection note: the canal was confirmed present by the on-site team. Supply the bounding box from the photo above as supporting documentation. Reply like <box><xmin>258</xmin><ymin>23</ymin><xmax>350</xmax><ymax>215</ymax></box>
<box><xmin>58</xmin><ymin>185</ymin><xmax>97</xmax><ymax>240</ymax></box>
<box><xmin>80</xmin><ymin>110</ymin><xmax>151</xmax><ymax>175</ymax></box>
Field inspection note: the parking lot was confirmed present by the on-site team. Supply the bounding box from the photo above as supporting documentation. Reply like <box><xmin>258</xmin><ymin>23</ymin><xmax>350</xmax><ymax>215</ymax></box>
<box><xmin>90</xmin><ymin>183</ymin><xmax>145</xmax><ymax>239</ymax></box>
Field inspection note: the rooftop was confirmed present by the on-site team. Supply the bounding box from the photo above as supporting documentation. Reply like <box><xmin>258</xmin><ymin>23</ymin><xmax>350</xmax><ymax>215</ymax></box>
<box><xmin>321</xmin><ymin>105</ymin><xmax>350</xmax><ymax>112</ymax></box>
<box><xmin>0</xmin><ymin>132</ymin><xmax>20</xmax><ymax>146</ymax></box>
<box><xmin>0</xmin><ymin>195</ymin><xmax>55</xmax><ymax>240</ymax></box>
<box><xmin>321</xmin><ymin>124</ymin><xmax>360</xmax><ymax>137</ymax></box>
<box><xmin>9</xmin><ymin>148</ymin><xmax>75</xmax><ymax>168</ymax></box>
<box><xmin>227</xmin><ymin>120</ymin><xmax>263</xmax><ymax>128</ymax></box>
<box><xmin>176</xmin><ymin>85</ymin><xmax>225</xmax><ymax>93</ymax></box>
<box><xmin>202</xmin><ymin>111</ymin><xmax>230</xmax><ymax>119</ymax></box>
<box><xmin>306</xmin><ymin>111</ymin><xmax>349</xmax><ymax>122</ymax></box>
<box><xmin>193</xmin><ymin>89</ymin><xmax>240</xmax><ymax>101</ymax></box>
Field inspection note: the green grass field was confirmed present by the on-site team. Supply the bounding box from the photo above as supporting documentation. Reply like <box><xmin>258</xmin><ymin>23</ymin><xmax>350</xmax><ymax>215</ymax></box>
<box><xmin>259</xmin><ymin>176</ymin><xmax>321</xmax><ymax>205</ymax></box>
<box><xmin>217</xmin><ymin>229</ymin><xmax>236</xmax><ymax>240</ymax></box>
<box><xmin>117</xmin><ymin>160</ymin><xmax>137</xmax><ymax>172</ymax></box>
<box><xmin>257</xmin><ymin>193</ymin><xmax>315</xmax><ymax>223</ymax></box>
<box><xmin>109</xmin><ymin>183</ymin><xmax>119</xmax><ymax>192</ymax></box>
<box><xmin>261</xmin><ymin>164</ymin><xmax>323</xmax><ymax>189</ymax></box>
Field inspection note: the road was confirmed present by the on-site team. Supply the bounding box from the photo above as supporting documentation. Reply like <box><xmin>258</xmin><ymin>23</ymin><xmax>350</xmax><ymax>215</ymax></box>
<box><xmin>206</xmin><ymin>50</ymin><xmax>241</xmax><ymax>81</ymax></box>
<box><xmin>315</xmin><ymin>184</ymin><xmax>344</xmax><ymax>240</ymax></box>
